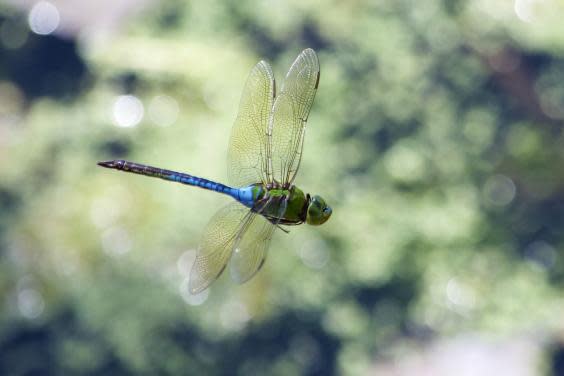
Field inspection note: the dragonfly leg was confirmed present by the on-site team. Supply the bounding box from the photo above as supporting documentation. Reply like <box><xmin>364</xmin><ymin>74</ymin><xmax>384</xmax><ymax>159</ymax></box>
<box><xmin>276</xmin><ymin>225</ymin><xmax>290</xmax><ymax>234</ymax></box>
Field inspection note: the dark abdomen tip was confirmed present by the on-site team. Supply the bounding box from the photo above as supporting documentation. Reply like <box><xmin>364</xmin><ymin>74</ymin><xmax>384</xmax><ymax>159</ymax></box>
<box><xmin>97</xmin><ymin>160</ymin><xmax>125</xmax><ymax>170</ymax></box>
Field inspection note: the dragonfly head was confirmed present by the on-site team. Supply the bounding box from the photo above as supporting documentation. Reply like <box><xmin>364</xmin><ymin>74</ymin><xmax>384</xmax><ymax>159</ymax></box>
<box><xmin>306</xmin><ymin>195</ymin><xmax>332</xmax><ymax>225</ymax></box>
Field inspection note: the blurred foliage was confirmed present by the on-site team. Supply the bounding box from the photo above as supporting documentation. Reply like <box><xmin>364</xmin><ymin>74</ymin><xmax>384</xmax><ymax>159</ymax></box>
<box><xmin>1</xmin><ymin>0</ymin><xmax>564</xmax><ymax>375</ymax></box>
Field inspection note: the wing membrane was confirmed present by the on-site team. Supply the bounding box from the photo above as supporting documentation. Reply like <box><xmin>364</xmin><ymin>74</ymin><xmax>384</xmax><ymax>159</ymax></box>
<box><xmin>229</xmin><ymin>198</ymin><xmax>287</xmax><ymax>283</ymax></box>
<box><xmin>227</xmin><ymin>61</ymin><xmax>275</xmax><ymax>187</ymax></box>
<box><xmin>189</xmin><ymin>202</ymin><xmax>252</xmax><ymax>294</ymax></box>
<box><xmin>269</xmin><ymin>48</ymin><xmax>319</xmax><ymax>185</ymax></box>
<box><xmin>229</xmin><ymin>214</ymin><xmax>276</xmax><ymax>283</ymax></box>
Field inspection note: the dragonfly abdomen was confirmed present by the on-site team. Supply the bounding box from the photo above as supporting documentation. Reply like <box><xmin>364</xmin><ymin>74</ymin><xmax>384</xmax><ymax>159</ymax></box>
<box><xmin>171</xmin><ymin>172</ymin><xmax>229</xmax><ymax>193</ymax></box>
<box><xmin>99</xmin><ymin>159</ymin><xmax>240</xmax><ymax>195</ymax></box>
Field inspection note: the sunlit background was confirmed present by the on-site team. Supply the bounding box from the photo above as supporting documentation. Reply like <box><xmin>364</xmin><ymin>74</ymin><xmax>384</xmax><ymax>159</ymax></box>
<box><xmin>1</xmin><ymin>0</ymin><xmax>564</xmax><ymax>375</ymax></box>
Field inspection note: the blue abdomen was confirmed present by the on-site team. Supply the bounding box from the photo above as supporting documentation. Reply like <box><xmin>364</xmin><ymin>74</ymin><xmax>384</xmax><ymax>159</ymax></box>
<box><xmin>98</xmin><ymin>160</ymin><xmax>263</xmax><ymax>207</ymax></box>
<box><xmin>168</xmin><ymin>172</ymin><xmax>260</xmax><ymax>208</ymax></box>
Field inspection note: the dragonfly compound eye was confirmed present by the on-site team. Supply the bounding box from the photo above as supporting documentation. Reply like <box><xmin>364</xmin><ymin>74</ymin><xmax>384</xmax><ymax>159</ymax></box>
<box><xmin>306</xmin><ymin>195</ymin><xmax>331</xmax><ymax>225</ymax></box>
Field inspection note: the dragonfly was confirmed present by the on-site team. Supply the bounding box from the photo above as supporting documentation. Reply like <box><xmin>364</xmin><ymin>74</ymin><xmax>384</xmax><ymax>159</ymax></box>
<box><xmin>98</xmin><ymin>48</ymin><xmax>332</xmax><ymax>294</ymax></box>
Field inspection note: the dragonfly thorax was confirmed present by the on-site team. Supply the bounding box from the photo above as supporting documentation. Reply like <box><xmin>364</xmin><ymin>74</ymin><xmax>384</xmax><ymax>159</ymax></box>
<box><xmin>247</xmin><ymin>184</ymin><xmax>331</xmax><ymax>226</ymax></box>
<box><xmin>248</xmin><ymin>184</ymin><xmax>305</xmax><ymax>225</ymax></box>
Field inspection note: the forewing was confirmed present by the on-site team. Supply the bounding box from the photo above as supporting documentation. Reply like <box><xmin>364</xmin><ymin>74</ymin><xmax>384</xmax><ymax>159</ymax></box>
<box><xmin>229</xmin><ymin>198</ymin><xmax>287</xmax><ymax>283</ymax></box>
<box><xmin>269</xmin><ymin>48</ymin><xmax>319</xmax><ymax>185</ymax></box>
<box><xmin>227</xmin><ymin>61</ymin><xmax>275</xmax><ymax>187</ymax></box>
<box><xmin>189</xmin><ymin>202</ymin><xmax>253</xmax><ymax>294</ymax></box>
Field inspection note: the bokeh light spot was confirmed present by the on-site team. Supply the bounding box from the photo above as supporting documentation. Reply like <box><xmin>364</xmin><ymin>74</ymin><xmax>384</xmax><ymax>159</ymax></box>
<box><xmin>101</xmin><ymin>227</ymin><xmax>132</xmax><ymax>256</ymax></box>
<box><xmin>525</xmin><ymin>241</ymin><xmax>557</xmax><ymax>270</ymax></box>
<box><xmin>514</xmin><ymin>0</ymin><xmax>544</xmax><ymax>23</ymax></box>
<box><xmin>483</xmin><ymin>174</ymin><xmax>516</xmax><ymax>207</ymax></box>
<box><xmin>179</xmin><ymin>277</ymin><xmax>209</xmax><ymax>306</ymax></box>
<box><xmin>298</xmin><ymin>238</ymin><xmax>329</xmax><ymax>270</ymax></box>
<box><xmin>90</xmin><ymin>197</ymin><xmax>122</xmax><ymax>229</ymax></box>
<box><xmin>28</xmin><ymin>1</ymin><xmax>60</xmax><ymax>36</ymax></box>
<box><xmin>506</xmin><ymin>124</ymin><xmax>541</xmax><ymax>159</ymax></box>
<box><xmin>112</xmin><ymin>95</ymin><xmax>144</xmax><ymax>128</ymax></box>
<box><xmin>18</xmin><ymin>288</ymin><xmax>45</xmax><ymax>319</ymax></box>
<box><xmin>177</xmin><ymin>250</ymin><xmax>196</xmax><ymax>277</ymax></box>
<box><xmin>463</xmin><ymin>110</ymin><xmax>496</xmax><ymax>149</ymax></box>
<box><xmin>148</xmin><ymin>95</ymin><xmax>179</xmax><ymax>127</ymax></box>
<box><xmin>290</xmin><ymin>335</ymin><xmax>321</xmax><ymax>369</ymax></box>
<box><xmin>535</xmin><ymin>65</ymin><xmax>564</xmax><ymax>120</ymax></box>
<box><xmin>384</xmin><ymin>143</ymin><xmax>425</xmax><ymax>183</ymax></box>
<box><xmin>538</xmin><ymin>88</ymin><xmax>564</xmax><ymax>120</ymax></box>
<box><xmin>220</xmin><ymin>300</ymin><xmax>251</xmax><ymax>331</ymax></box>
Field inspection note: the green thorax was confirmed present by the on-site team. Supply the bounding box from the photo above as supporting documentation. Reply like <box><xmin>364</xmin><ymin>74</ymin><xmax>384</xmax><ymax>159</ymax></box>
<box><xmin>251</xmin><ymin>184</ymin><xmax>309</xmax><ymax>225</ymax></box>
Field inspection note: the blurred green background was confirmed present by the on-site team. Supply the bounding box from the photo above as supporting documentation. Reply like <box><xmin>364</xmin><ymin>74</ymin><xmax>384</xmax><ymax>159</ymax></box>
<box><xmin>1</xmin><ymin>0</ymin><xmax>564</xmax><ymax>375</ymax></box>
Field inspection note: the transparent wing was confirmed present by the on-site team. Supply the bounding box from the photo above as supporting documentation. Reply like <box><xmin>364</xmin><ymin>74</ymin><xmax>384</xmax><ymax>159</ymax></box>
<box><xmin>189</xmin><ymin>202</ymin><xmax>253</xmax><ymax>294</ymax></box>
<box><xmin>269</xmin><ymin>48</ymin><xmax>319</xmax><ymax>185</ymax></box>
<box><xmin>229</xmin><ymin>198</ymin><xmax>287</xmax><ymax>283</ymax></box>
<box><xmin>227</xmin><ymin>60</ymin><xmax>275</xmax><ymax>187</ymax></box>
<box><xmin>229</xmin><ymin>214</ymin><xmax>276</xmax><ymax>284</ymax></box>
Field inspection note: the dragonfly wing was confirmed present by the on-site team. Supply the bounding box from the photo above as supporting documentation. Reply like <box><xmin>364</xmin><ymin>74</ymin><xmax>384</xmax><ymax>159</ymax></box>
<box><xmin>189</xmin><ymin>202</ymin><xmax>253</xmax><ymax>294</ymax></box>
<box><xmin>227</xmin><ymin>60</ymin><xmax>275</xmax><ymax>187</ymax></box>
<box><xmin>229</xmin><ymin>214</ymin><xmax>276</xmax><ymax>284</ymax></box>
<box><xmin>270</xmin><ymin>48</ymin><xmax>319</xmax><ymax>185</ymax></box>
<box><xmin>229</xmin><ymin>198</ymin><xmax>287</xmax><ymax>283</ymax></box>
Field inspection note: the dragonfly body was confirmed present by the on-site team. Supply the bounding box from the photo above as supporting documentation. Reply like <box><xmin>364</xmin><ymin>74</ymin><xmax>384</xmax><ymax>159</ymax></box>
<box><xmin>97</xmin><ymin>159</ymin><xmax>311</xmax><ymax>224</ymax></box>
<box><xmin>99</xmin><ymin>49</ymin><xmax>331</xmax><ymax>293</ymax></box>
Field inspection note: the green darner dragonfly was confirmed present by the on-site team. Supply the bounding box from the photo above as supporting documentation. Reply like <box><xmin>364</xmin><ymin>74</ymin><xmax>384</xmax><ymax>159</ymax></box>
<box><xmin>98</xmin><ymin>48</ymin><xmax>332</xmax><ymax>294</ymax></box>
